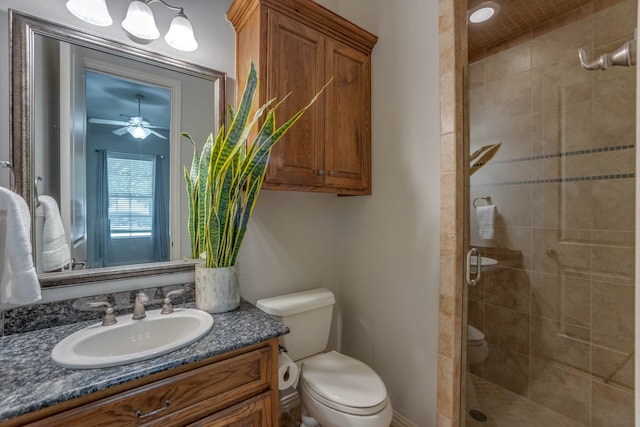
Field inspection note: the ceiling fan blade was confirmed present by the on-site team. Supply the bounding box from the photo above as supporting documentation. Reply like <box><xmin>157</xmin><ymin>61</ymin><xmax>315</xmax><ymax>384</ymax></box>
<box><xmin>112</xmin><ymin>127</ymin><xmax>129</xmax><ymax>136</ymax></box>
<box><xmin>145</xmin><ymin>124</ymin><xmax>169</xmax><ymax>130</ymax></box>
<box><xmin>89</xmin><ymin>118</ymin><xmax>129</xmax><ymax>126</ymax></box>
<box><xmin>149</xmin><ymin>129</ymin><xmax>168</xmax><ymax>140</ymax></box>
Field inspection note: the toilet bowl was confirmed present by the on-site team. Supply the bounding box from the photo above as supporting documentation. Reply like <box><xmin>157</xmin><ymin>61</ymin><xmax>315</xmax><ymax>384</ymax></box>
<box><xmin>298</xmin><ymin>351</ymin><xmax>393</xmax><ymax>427</ymax></box>
<box><xmin>256</xmin><ymin>288</ymin><xmax>393</xmax><ymax>427</ymax></box>
<box><xmin>467</xmin><ymin>324</ymin><xmax>489</xmax><ymax>365</ymax></box>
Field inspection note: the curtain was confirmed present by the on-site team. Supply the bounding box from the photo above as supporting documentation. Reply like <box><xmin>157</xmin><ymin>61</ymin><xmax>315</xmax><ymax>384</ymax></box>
<box><xmin>92</xmin><ymin>149</ymin><xmax>111</xmax><ymax>267</ymax></box>
<box><xmin>152</xmin><ymin>155</ymin><xmax>169</xmax><ymax>262</ymax></box>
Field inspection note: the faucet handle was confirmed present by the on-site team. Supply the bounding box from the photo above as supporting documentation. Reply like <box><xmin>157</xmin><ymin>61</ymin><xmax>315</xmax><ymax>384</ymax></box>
<box><xmin>161</xmin><ymin>289</ymin><xmax>186</xmax><ymax>314</ymax></box>
<box><xmin>88</xmin><ymin>302</ymin><xmax>117</xmax><ymax>326</ymax></box>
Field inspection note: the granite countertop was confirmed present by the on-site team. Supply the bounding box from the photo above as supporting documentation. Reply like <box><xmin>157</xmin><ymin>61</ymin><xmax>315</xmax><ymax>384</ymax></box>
<box><xmin>0</xmin><ymin>300</ymin><xmax>288</xmax><ymax>422</ymax></box>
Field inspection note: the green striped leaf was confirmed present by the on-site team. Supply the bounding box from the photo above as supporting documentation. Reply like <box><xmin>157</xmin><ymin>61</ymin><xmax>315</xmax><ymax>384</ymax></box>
<box><xmin>183</xmin><ymin>60</ymin><xmax>329</xmax><ymax>268</ymax></box>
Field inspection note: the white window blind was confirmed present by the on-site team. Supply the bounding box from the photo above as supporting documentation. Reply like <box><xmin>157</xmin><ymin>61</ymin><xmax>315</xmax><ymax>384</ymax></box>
<box><xmin>107</xmin><ymin>153</ymin><xmax>155</xmax><ymax>238</ymax></box>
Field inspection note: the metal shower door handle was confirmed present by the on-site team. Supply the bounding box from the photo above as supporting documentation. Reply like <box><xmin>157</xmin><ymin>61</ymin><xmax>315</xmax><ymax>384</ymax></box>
<box><xmin>466</xmin><ymin>248</ymin><xmax>482</xmax><ymax>286</ymax></box>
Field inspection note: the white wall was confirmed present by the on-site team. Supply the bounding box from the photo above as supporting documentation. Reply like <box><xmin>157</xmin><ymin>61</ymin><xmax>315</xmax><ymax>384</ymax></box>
<box><xmin>323</xmin><ymin>0</ymin><xmax>442</xmax><ymax>425</ymax></box>
<box><xmin>2</xmin><ymin>0</ymin><xmax>442</xmax><ymax>424</ymax></box>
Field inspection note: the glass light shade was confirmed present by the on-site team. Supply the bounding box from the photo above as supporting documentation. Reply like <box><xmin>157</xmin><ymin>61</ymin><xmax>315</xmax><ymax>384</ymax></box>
<box><xmin>66</xmin><ymin>0</ymin><xmax>113</xmax><ymax>27</ymax></box>
<box><xmin>469</xmin><ymin>2</ymin><xmax>500</xmax><ymax>24</ymax></box>
<box><xmin>122</xmin><ymin>1</ymin><xmax>160</xmax><ymax>40</ymax></box>
<box><xmin>128</xmin><ymin>125</ymin><xmax>151</xmax><ymax>140</ymax></box>
<box><xmin>469</xmin><ymin>7</ymin><xmax>495</xmax><ymax>23</ymax></box>
<box><xmin>164</xmin><ymin>15</ymin><xmax>198</xmax><ymax>52</ymax></box>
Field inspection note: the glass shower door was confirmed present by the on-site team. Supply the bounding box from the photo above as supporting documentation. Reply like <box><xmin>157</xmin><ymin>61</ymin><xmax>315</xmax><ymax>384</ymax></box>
<box><xmin>464</xmin><ymin>1</ymin><xmax>636</xmax><ymax>425</ymax></box>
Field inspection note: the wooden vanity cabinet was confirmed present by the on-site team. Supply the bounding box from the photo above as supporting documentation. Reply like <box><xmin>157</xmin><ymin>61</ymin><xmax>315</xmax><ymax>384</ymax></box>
<box><xmin>6</xmin><ymin>339</ymin><xmax>279</xmax><ymax>427</ymax></box>
<box><xmin>227</xmin><ymin>0</ymin><xmax>377</xmax><ymax>195</ymax></box>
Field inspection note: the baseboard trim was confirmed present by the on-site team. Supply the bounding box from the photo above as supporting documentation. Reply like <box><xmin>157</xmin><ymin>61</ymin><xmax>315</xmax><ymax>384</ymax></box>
<box><xmin>392</xmin><ymin>410</ymin><xmax>418</xmax><ymax>427</ymax></box>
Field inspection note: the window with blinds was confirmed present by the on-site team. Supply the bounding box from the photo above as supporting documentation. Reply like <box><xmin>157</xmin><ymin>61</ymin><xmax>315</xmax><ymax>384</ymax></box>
<box><xmin>107</xmin><ymin>153</ymin><xmax>155</xmax><ymax>238</ymax></box>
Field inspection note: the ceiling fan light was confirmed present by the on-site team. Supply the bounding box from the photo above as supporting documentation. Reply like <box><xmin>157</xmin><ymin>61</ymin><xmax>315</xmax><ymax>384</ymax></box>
<box><xmin>122</xmin><ymin>0</ymin><xmax>160</xmax><ymax>41</ymax></box>
<box><xmin>128</xmin><ymin>125</ymin><xmax>151</xmax><ymax>140</ymax></box>
<box><xmin>66</xmin><ymin>0</ymin><xmax>113</xmax><ymax>27</ymax></box>
<box><xmin>165</xmin><ymin>14</ymin><xmax>198</xmax><ymax>51</ymax></box>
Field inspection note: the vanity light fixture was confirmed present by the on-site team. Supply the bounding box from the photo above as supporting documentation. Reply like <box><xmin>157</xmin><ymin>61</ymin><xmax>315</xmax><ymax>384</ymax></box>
<box><xmin>122</xmin><ymin>0</ymin><xmax>198</xmax><ymax>51</ymax></box>
<box><xmin>469</xmin><ymin>1</ymin><xmax>501</xmax><ymax>24</ymax></box>
<box><xmin>121</xmin><ymin>1</ymin><xmax>160</xmax><ymax>41</ymax></box>
<box><xmin>65</xmin><ymin>0</ymin><xmax>113</xmax><ymax>27</ymax></box>
<box><xmin>66</xmin><ymin>0</ymin><xmax>198</xmax><ymax>52</ymax></box>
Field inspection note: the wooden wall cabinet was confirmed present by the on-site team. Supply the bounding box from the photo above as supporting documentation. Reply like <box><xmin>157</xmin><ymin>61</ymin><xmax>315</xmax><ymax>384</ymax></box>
<box><xmin>227</xmin><ymin>0</ymin><xmax>378</xmax><ymax>195</ymax></box>
<box><xmin>6</xmin><ymin>340</ymin><xmax>279</xmax><ymax>427</ymax></box>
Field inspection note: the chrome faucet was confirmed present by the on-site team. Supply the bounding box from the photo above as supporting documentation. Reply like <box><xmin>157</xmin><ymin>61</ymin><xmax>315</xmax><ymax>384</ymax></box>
<box><xmin>132</xmin><ymin>292</ymin><xmax>150</xmax><ymax>320</ymax></box>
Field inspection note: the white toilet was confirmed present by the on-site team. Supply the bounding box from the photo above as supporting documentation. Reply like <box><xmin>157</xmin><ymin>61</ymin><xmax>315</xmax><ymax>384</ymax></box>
<box><xmin>257</xmin><ymin>288</ymin><xmax>393</xmax><ymax>427</ymax></box>
<box><xmin>467</xmin><ymin>325</ymin><xmax>489</xmax><ymax>365</ymax></box>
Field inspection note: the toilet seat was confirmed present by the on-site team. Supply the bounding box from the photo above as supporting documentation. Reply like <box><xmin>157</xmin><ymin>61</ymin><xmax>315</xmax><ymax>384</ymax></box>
<box><xmin>300</xmin><ymin>351</ymin><xmax>388</xmax><ymax>416</ymax></box>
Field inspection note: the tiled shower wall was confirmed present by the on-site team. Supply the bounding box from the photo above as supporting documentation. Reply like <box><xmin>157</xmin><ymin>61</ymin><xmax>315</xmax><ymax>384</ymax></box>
<box><xmin>467</xmin><ymin>0</ymin><xmax>636</xmax><ymax>425</ymax></box>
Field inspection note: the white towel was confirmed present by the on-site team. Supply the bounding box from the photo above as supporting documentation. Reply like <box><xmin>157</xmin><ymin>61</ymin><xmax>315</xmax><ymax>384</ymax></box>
<box><xmin>476</xmin><ymin>205</ymin><xmax>496</xmax><ymax>240</ymax></box>
<box><xmin>37</xmin><ymin>195</ymin><xmax>71</xmax><ymax>272</ymax></box>
<box><xmin>0</xmin><ymin>187</ymin><xmax>41</xmax><ymax>305</ymax></box>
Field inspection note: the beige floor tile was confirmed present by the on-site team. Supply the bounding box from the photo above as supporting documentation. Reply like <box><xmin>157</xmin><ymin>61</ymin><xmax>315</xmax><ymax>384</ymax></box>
<box><xmin>466</xmin><ymin>374</ymin><xmax>585</xmax><ymax>427</ymax></box>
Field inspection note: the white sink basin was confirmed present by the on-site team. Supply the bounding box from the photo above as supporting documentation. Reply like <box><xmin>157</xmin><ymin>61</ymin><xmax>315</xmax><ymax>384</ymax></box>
<box><xmin>51</xmin><ymin>308</ymin><xmax>213</xmax><ymax>369</ymax></box>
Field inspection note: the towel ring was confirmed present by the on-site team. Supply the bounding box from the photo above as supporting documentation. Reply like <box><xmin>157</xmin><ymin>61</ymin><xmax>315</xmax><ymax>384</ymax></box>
<box><xmin>473</xmin><ymin>196</ymin><xmax>491</xmax><ymax>208</ymax></box>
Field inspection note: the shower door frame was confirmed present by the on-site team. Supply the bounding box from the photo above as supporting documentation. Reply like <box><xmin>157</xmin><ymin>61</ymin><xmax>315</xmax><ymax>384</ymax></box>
<box><xmin>435</xmin><ymin>0</ymin><xmax>640</xmax><ymax>425</ymax></box>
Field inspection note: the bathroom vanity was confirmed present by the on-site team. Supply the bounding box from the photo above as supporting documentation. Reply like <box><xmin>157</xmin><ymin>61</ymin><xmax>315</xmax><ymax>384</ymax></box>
<box><xmin>0</xmin><ymin>301</ymin><xmax>288</xmax><ymax>427</ymax></box>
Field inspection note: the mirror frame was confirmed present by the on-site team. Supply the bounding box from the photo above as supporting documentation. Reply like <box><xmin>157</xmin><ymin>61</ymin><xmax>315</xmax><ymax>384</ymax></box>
<box><xmin>9</xmin><ymin>10</ymin><xmax>226</xmax><ymax>287</ymax></box>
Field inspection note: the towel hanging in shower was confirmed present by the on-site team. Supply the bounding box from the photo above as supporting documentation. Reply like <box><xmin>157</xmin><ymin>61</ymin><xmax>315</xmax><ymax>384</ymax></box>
<box><xmin>476</xmin><ymin>205</ymin><xmax>496</xmax><ymax>240</ymax></box>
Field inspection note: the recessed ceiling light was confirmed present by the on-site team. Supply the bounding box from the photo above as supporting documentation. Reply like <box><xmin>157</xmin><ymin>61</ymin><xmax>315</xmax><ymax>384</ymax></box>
<box><xmin>469</xmin><ymin>1</ymin><xmax>500</xmax><ymax>24</ymax></box>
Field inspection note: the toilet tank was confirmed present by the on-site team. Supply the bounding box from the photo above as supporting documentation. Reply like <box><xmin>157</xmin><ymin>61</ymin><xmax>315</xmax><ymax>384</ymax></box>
<box><xmin>256</xmin><ymin>288</ymin><xmax>336</xmax><ymax>362</ymax></box>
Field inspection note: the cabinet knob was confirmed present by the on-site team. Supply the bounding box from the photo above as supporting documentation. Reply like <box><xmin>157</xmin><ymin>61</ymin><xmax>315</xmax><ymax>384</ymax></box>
<box><xmin>317</xmin><ymin>169</ymin><xmax>325</xmax><ymax>176</ymax></box>
<box><xmin>328</xmin><ymin>170</ymin><xmax>336</xmax><ymax>176</ymax></box>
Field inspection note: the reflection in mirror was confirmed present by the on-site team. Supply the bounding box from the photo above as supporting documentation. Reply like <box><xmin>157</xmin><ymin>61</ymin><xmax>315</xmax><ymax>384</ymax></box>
<box><xmin>10</xmin><ymin>11</ymin><xmax>225</xmax><ymax>286</ymax></box>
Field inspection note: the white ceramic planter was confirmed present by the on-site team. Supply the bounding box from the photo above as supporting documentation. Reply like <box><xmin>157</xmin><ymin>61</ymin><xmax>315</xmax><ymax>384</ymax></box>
<box><xmin>195</xmin><ymin>263</ymin><xmax>240</xmax><ymax>313</ymax></box>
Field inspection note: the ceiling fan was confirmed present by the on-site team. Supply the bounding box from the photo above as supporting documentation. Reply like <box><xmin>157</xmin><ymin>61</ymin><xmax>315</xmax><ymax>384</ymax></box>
<box><xmin>88</xmin><ymin>94</ymin><xmax>168</xmax><ymax>140</ymax></box>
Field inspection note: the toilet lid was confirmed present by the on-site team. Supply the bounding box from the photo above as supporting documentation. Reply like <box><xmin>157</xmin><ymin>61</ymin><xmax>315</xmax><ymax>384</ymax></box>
<box><xmin>301</xmin><ymin>351</ymin><xmax>388</xmax><ymax>415</ymax></box>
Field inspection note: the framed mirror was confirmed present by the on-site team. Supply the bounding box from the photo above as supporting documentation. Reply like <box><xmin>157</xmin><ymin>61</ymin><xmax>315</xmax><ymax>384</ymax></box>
<box><xmin>9</xmin><ymin>11</ymin><xmax>225</xmax><ymax>287</ymax></box>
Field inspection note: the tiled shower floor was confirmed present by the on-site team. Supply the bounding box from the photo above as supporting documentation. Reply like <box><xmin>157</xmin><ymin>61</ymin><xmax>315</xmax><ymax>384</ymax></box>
<box><xmin>465</xmin><ymin>374</ymin><xmax>584</xmax><ymax>427</ymax></box>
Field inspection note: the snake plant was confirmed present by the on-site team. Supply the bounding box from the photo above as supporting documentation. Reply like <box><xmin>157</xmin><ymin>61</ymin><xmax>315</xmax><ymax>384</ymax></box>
<box><xmin>183</xmin><ymin>61</ymin><xmax>323</xmax><ymax>268</ymax></box>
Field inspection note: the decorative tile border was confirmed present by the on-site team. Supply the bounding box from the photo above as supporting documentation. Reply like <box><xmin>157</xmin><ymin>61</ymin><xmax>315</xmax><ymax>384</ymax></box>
<box><xmin>473</xmin><ymin>173</ymin><xmax>635</xmax><ymax>186</ymax></box>
<box><xmin>491</xmin><ymin>144</ymin><xmax>636</xmax><ymax>165</ymax></box>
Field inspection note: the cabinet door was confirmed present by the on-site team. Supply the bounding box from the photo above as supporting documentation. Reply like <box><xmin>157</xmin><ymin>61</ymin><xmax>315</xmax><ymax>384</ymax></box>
<box><xmin>188</xmin><ymin>392</ymin><xmax>272</xmax><ymax>427</ymax></box>
<box><xmin>264</xmin><ymin>10</ymin><xmax>326</xmax><ymax>188</ymax></box>
<box><xmin>324</xmin><ymin>39</ymin><xmax>371</xmax><ymax>193</ymax></box>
